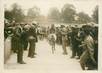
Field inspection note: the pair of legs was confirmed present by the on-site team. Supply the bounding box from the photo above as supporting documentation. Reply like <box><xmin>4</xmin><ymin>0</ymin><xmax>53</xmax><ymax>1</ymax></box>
<box><xmin>52</xmin><ymin>44</ymin><xmax>55</xmax><ymax>54</ymax></box>
<box><xmin>23</xmin><ymin>41</ymin><xmax>28</xmax><ymax>50</ymax></box>
<box><xmin>17</xmin><ymin>41</ymin><xmax>26</xmax><ymax>64</ymax></box>
<box><xmin>17</xmin><ymin>47</ymin><xmax>25</xmax><ymax>64</ymax></box>
<box><xmin>28</xmin><ymin>40</ymin><xmax>36</xmax><ymax>58</ymax></box>
<box><xmin>62</xmin><ymin>44</ymin><xmax>67</xmax><ymax>55</ymax></box>
<box><xmin>71</xmin><ymin>45</ymin><xmax>80</xmax><ymax>58</ymax></box>
<box><xmin>80</xmin><ymin>51</ymin><xmax>89</xmax><ymax>70</ymax></box>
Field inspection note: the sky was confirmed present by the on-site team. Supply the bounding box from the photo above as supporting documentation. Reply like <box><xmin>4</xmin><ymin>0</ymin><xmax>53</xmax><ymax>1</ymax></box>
<box><xmin>4</xmin><ymin>0</ymin><xmax>98</xmax><ymax>16</ymax></box>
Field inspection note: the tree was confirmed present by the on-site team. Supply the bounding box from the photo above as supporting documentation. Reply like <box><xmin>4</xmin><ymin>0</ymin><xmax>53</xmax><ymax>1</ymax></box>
<box><xmin>47</xmin><ymin>7</ymin><xmax>61</xmax><ymax>22</ymax></box>
<box><xmin>27</xmin><ymin>6</ymin><xmax>40</xmax><ymax>21</ymax></box>
<box><xmin>5</xmin><ymin>3</ymin><xmax>25</xmax><ymax>23</ymax></box>
<box><xmin>5</xmin><ymin>10</ymin><xmax>13</xmax><ymax>22</ymax></box>
<box><xmin>11</xmin><ymin>3</ymin><xmax>25</xmax><ymax>22</ymax></box>
<box><xmin>77</xmin><ymin>12</ymin><xmax>91</xmax><ymax>24</ymax></box>
<box><xmin>61</xmin><ymin>4</ymin><xmax>76</xmax><ymax>23</ymax></box>
<box><xmin>92</xmin><ymin>5</ymin><xmax>98</xmax><ymax>24</ymax></box>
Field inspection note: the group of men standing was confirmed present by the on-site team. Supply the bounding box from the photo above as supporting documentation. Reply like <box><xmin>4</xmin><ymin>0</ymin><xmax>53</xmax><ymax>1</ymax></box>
<box><xmin>4</xmin><ymin>22</ymin><xmax>98</xmax><ymax>70</ymax></box>
<box><xmin>5</xmin><ymin>22</ymin><xmax>38</xmax><ymax>64</ymax></box>
<box><xmin>54</xmin><ymin>24</ymin><xmax>98</xmax><ymax>70</ymax></box>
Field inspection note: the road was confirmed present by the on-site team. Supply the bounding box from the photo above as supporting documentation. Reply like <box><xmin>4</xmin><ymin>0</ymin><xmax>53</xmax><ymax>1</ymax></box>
<box><xmin>4</xmin><ymin>38</ymin><xmax>82</xmax><ymax>72</ymax></box>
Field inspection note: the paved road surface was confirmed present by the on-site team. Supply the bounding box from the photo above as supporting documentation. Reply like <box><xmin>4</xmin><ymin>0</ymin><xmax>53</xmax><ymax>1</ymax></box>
<box><xmin>4</xmin><ymin>39</ymin><xmax>82</xmax><ymax>72</ymax></box>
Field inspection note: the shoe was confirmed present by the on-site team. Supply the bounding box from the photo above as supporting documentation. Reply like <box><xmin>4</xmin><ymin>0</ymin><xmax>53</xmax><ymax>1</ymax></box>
<box><xmin>34</xmin><ymin>53</ymin><xmax>37</xmax><ymax>55</ymax></box>
<box><xmin>24</xmin><ymin>49</ymin><xmax>27</xmax><ymax>51</ymax></box>
<box><xmin>76</xmin><ymin>57</ymin><xmax>80</xmax><ymax>59</ymax></box>
<box><xmin>18</xmin><ymin>61</ymin><xmax>26</xmax><ymax>64</ymax></box>
<box><xmin>63</xmin><ymin>52</ymin><xmax>68</xmax><ymax>55</ymax></box>
<box><xmin>70</xmin><ymin>56</ymin><xmax>75</xmax><ymax>58</ymax></box>
<box><xmin>30</xmin><ymin>56</ymin><xmax>35</xmax><ymax>58</ymax></box>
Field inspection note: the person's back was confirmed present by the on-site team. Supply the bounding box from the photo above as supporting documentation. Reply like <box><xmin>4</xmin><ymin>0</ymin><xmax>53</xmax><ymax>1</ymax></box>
<box><xmin>84</xmin><ymin>35</ymin><xmax>94</xmax><ymax>54</ymax></box>
<box><xmin>27</xmin><ymin>25</ymin><xmax>37</xmax><ymax>58</ymax></box>
<box><xmin>50</xmin><ymin>35</ymin><xmax>56</xmax><ymax>54</ymax></box>
<box><xmin>50</xmin><ymin>35</ymin><xmax>55</xmax><ymax>45</ymax></box>
<box><xmin>80</xmin><ymin>27</ymin><xmax>96</xmax><ymax>70</ymax></box>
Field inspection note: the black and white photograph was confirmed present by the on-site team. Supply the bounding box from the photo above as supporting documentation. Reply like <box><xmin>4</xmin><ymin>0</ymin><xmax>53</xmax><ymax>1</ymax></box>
<box><xmin>2</xmin><ymin>0</ymin><xmax>101</xmax><ymax>72</ymax></box>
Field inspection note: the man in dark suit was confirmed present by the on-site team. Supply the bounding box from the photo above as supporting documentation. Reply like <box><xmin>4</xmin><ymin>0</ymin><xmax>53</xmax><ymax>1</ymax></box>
<box><xmin>13</xmin><ymin>23</ymin><xmax>26</xmax><ymax>64</ymax></box>
<box><xmin>27</xmin><ymin>24</ymin><xmax>38</xmax><ymax>58</ymax></box>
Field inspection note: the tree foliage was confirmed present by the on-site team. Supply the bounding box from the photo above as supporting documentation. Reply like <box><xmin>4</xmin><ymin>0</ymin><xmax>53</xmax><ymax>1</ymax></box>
<box><xmin>5</xmin><ymin>10</ymin><xmax>13</xmax><ymax>22</ymax></box>
<box><xmin>92</xmin><ymin>5</ymin><xmax>98</xmax><ymax>24</ymax></box>
<box><xmin>47</xmin><ymin>7</ymin><xmax>60</xmax><ymax>22</ymax></box>
<box><xmin>77</xmin><ymin>12</ymin><xmax>91</xmax><ymax>24</ymax></box>
<box><xmin>5</xmin><ymin>3</ymin><xmax>25</xmax><ymax>23</ymax></box>
<box><xmin>61</xmin><ymin>4</ymin><xmax>76</xmax><ymax>23</ymax></box>
<box><xmin>27</xmin><ymin>6</ymin><xmax>40</xmax><ymax>20</ymax></box>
